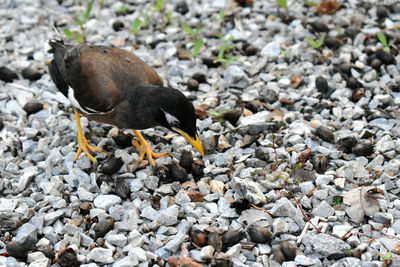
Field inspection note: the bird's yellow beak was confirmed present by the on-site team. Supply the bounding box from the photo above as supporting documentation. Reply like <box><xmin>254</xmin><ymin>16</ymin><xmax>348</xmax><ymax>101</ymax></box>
<box><xmin>173</xmin><ymin>128</ymin><xmax>204</xmax><ymax>156</ymax></box>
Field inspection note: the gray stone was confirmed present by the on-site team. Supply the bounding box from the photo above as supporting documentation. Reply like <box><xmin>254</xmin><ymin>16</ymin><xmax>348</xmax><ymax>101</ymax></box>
<box><xmin>302</xmin><ymin>233</ymin><xmax>351</xmax><ymax>259</ymax></box>
<box><xmin>18</xmin><ymin>166</ymin><xmax>38</xmax><ymax>192</ymax></box>
<box><xmin>93</xmin><ymin>194</ymin><xmax>121</xmax><ymax>211</ymax></box>
<box><xmin>128</xmin><ymin>247</ymin><xmax>147</xmax><ymax>261</ymax></box>
<box><xmin>294</xmin><ymin>255</ymin><xmax>316</xmax><ymax>266</ymax></box>
<box><xmin>15</xmin><ymin>223</ymin><xmax>38</xmax><ymax>251</ymax></box>
<box><xmin>113</xmin><ymin>256</ymin><xmax>139</xmax><ymax>267</ymax></box>
<box><xmin>312</xmin><ymin>201</ymin><xmax>335</xmax><ymax>218</ymax></box>
<box><xmin>332</xmin><ymin>225</ymin><xmax>353</xmax><ymax>239</ymax></box>
<box><xmin>231</xmin><ymin>177</ymin><xmax>266</xmax><ymax>205</ymax></box>
<box><xmin>106</xmin><ymin>233</ymin><xmax>127</xmax><ymax>247</ymax></box>
<box><xmin>157</xmin><ymin>205</ymin><xmax>179</xmax><ymax>226</ymax></box>
<box><xmin>87</xmin><ymin>247</ymin><xmax>114</xmax><ymax>264</ymax></box>
<box><xmin>269</xmin><ymin>197</ymin><xmax>305</xmax><ymax>228</ymax></box>
<box><xmin>224</xmin><ymin>65</ymin><xmax>250</xmax><ymax>89</ymax></box>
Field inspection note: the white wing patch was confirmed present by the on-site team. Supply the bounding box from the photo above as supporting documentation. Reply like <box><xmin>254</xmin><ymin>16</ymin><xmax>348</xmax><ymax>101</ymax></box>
<box><xmin>163</xmin><ymin>109</ymin><xmax>180</xmax><ymax>128</ymax></box>
<box><xmin>67</xmin><ymin>87</ymin><xmax>115</xmax><ymax>115</ymax></box>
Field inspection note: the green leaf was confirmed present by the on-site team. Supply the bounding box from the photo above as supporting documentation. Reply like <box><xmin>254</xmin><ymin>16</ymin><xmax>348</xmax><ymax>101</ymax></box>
<box><xmin>143</xmin><ymin>14</ymin><xmax>151</xmax><ymax>27</ymax></box>
<box><xmin>155</xmin><ymin>0</ymin><xmax>164</xmax><ymax>11</ymax></box>
<box><xmin>277</xmin><ymin>0</ymin><xmax>287</xmax><ymax>8</ymax></box>
<box><xmin>384</xmin><ymin>252</ymin><xmax>392</xmax><ymax>261</ymax></box>
<box><xmin>76</xmin><ymin>16</ymin><xmax>84</xmax><ymax>27</ymax></box>
<box><xmin>84</xmin><ymin>0</ymin><xmax>94</xmax><ymax>22</ymax></box>
<box><xmin>75</xmin><ymin>33</ymin><xmax>84</xmax><ymax>43</ymax></box>
<box><xmin>316</xmin><ymin>36</ymin><xmax>325</xmax><ymax>47</ymax></box>
<box><xmin>63</xmin><ymin>28</ymin><xmax>74</xmax><ymax>39</ymax></box>
<box><xmin>383</xmin><ymin>46</ymin><xmax>391</xmax><ymax>53</ymax></box>
<box><xmin>377</xmin><ymin>32</ymin><xmax>387</xmax><ymax>47</ymax></box>
<box><xmin>193</xmin><ymin>38</ymin><xmax>203</xmax><ymax>57</ymax></box>
<box><xmin>219</xmin><ymin>10</ymin><xmax>225</xmax><ymax>22</ymax></box>
<box><xmin>181</xmin><ymin>23</ymin><xmax>195</xmax><ymax>35</ymax></box>
<box><xmin>132</xmin><ymin>18</ymin><xmax>141</xmax><ymax>34</ymax></box>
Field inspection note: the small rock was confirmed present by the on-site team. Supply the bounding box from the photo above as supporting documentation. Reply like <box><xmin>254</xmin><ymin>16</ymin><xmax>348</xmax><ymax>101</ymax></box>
<box><xmin>87</xmin><ymin>247</ymin><xmax>114</xmax><ymax>264</ymax></box>
<box><xmin>21</xmin><ymin>67</ymin><xmax>43</xmax><ymax>81</ymax></box>
<box><xmin>175</xmin><ymin>1</ymin><xmax>189</xmax><ymax>15</ymax></box>
<box><xmin>115</xmin><ymin>178</ymin><xmax>130</xmax><ymax>199</ymax></box>
<box><xmin>93</xmin><ymin>194</ymin><xmax>121</xmax><ymax>210</ymax></box>
<box><xmin>222</xmin><ymin>229</ymin><xmax>245</xmax><ymax>249</ymax></box>
<box><xmin>112</xmin><ymin>20</ymin><xmax>124</xmax><ymax>31</ymax></box>
<box><xmin>247</xmin><ymin>225</ymin><xmax>273</xmax><ymax>244</ymax></box>
<box><xmin>168</xmin><ymin>163</ymin><xmax>188</xmax><ymax>182</ymax></box>
<box><xmin>0</xmin><ymin>66</ymin><xmax>18</xmax><ymax>82</ymax></box>
<box><xmin>376</xmin><ymin>6</ymin><xmax>389</xmax><ymax>19</ymax></box>
<box><xmin>353</xmin><ymin>143</ymin><xmax>374</xmax><ymax>156</ymax></box>
<box><xmin>280</xmin><ymin>240</ymin><xmax>297</xmax><ymax>261</ymax></box>
<box><xmin>294</xmin><ymin>255</ymin><xmax>316</xmax><ymax>266</ymax></box>
<box><xmin>179</xmin><ymin>150</ymin><xmax>193</xmax><ymax>173</ymax></box>
<box><xmin>316</xmin><ymin>126</ymin><xmax>334</xmax><ymax>143</ymax></box>
<box><xmin>187</xmin><ymin>78</ymin><xmax>199</xmax><ymax>91</ymax></box>
<box><xmin>112</xmin><ymin>132</ymin><xmax>132</xmax><ymax>148</ymax></box>
<box><xmin>56</xmin><ymin>248</ymin><xmax>78</xmax><ymax>267</ymax></box>
<box><xmin>99</xmin><ymin>157</ymin><xmax>123</xmax><ymax>174</ymax></box>
<box><xmin>94</xmin><ymin>216</ymin><xmax>115</xmax><ymax>238</ymax></box>
<box><xmin>315</xmin><ymin>76</ymin><xmax>328</xmax><ymax>93</ymax></box>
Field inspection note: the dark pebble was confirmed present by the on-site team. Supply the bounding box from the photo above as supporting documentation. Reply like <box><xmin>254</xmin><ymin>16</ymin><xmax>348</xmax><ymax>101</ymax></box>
<box><xmin>337</xmin><ymin>136</ymin><xmax>357</xmax><ymax>153</ymax></box>
<box><xmin>353</xmin><ymin>143</ymin><xmax>374</xmax><ymax>156</ymax></box>
<box><xmin>231</xmin><ymin>198</ymin><xmax>251</xmax><ymax>214</ymax></box>
<box><xmin>112</xmin><ymin>131</ymin><xmax>132</xmax><ymax>148</ymax></box>
<box><xmin>23</xmin><ymin>101</ymin><xmax>43</xmax><ymax>115</ymax></box>
<box><xmin>167</xmin><ymin>163</ymin><xmax>188</xmax><ymax>182</ymax></box>
<box><xmin>179</xmin><ymin>150</ymin><xmax>193</xmax><ymax>173</ymax></box>
<box><xmin>0</xmin><ymin>217</ymin><xmax>22</xmax><ymax>234</ymax></box>
<box><xmin>370</xmin><ymin>58</ymin><xmax>382</xmax><ymax>70</ymax></box>
<box><xmin>201</xmin><ymin>57</ymin><xmax>221</xmax><ymax>68</ymax></box>
<box><xmin>79</xmin><ymin>202</ymin><xmax>92</xmax><ymax>215</ymax></box>
<box><xmin>272</xmin><ymin>247</ymin><xmax>286</xmax><ymax>264</ymax></box>
<box><xmin>98</xmin><ymin>157</ymin><xmax>123</xmax><ymax>174</ymax></box>
<box><xmin>187</xmin><ymin>78</ymin><xmax>199</xmax><ymax>91</ymax></box>
<box><xmin>240</xmin><ymin>135</ymin><xmax>258</xmax><ymax>148</ymax></box>
<box><xmin>56</xmin><ymin>248</ymin><xmax>79</xmax><ymax>267</ymax></box>
<box><xmin>203</xmin><ymin>134</ymin><xmax>217</xmax><ymax>155</ymax></box>
<box><xmin>0</xmin><ymin>66</ymin><xmax>18</xmax><ymax>82</ymax></box>
<box><xmin>337</xmin><ymin>63</ymin><xmax>351</xmax><ymax>76</ymax></box>
<box><xmin>6</xmin><ymin>240</ymin><xmax>29</xmax><ymax>259</ymax></box>
<box><xmin>247</xmin><ymin>225</ymin><xmax>273</xmax><ymax>244</ymax></box>
<box><xmin>112</xmin><ymin>20</ymin><xmax>124</xmax><ymax>31</ymax></box>
<box><xmin>207</xmin><ymin>231</ymin><xmax>223</xmax><ymax>252</ymax></box>
<box><xmin>346</xmin><ymin>77</ymin><xmax>359</xmax><ymax>90</ymax></box>
<box><xmin>96</xmin><ymin>174</ymin><xmax>113</xmax><ymax>187</ymax></box>
<box><xmin>192</xmin><ymin>72</ymin><xmax>207</xmax><ymax>83</ymax></box>
<box><xmin>223</xmin><ymin>110</ymin><xmax>242</xmax><ymax>126</ymax></box>
<box><xmin>324</xmin><ymin>37</ymin><xmax>342</xmax><ymax>50</ymax></box>
<box><xmin>211</xmin><ymin>252</ymin><xmax>231</xmax><ymax>267</ymax></box>
<box><xmin>316</xmin><ymin>125</ymin><xmax>334</xmax><ymax>143</ymax></box>
<box><xmin>376</xmin><ymin>6</ymin><xmax>389</xmax><ymax>19</ymax></box>
<box><xmin>309</xmin><ymin>21</ymin><xmax>329</xmax><ymax>32</ymax></box>
<box><xmin>0</xmin><ymin>119</ymin><xmax>4</xmax><ymax>131</ymax></box>
<box><xmin>244</xmin><ymin>45</ymin><xmax>259</xmax><ymax>56</ymax></box>
<box><xmin>115</xmin><ymin>178</ymin><xmax>130</xmax><ymax>199</ymax></box>
<box><xmin>192</xmin><ymin>158</ymin><xmax>204</xmax><ymax>181</ymax></box>
<box><xmin>94</xmin><ymin>216</ymin><xmax>115</xmax><ymax>238</ymax></box>
<box><xmin>36</xmin><ymin>245</ymin><xmax>55</xmax><ymax>260</ymax></box>
<box><xmin>352</xmin><ymin>89</ymin><xmax>365</xmax><ymax>102</ymax></box>
<box><xmin>175</xmin><ymin>0</ymin><xmax>189</xmax><ymax>15</ymax></box>
<box><xmin>234</xmin><ymin>0</ymin><xmax>253</xmax><ymax>7</ymax></box>
<box><xmin>21</xmin><ymin>67</ymin><xmax>43</xmax><ymax>81</ymax></box>
<box><xmin>315</xmin><ymin>76</ymin><xmax>328</xmax><ymax>93</ymax></box>
<box><xmin>190</xmin><ymin>230</ymin><xmax>208</xmax><ymax>247</ymax></box>
<box><xmin>222</xmin><ymin>229</ymin><xmax>245</xmax><ymax>248</ymax></box>
<box><xmin>154</xmin><ymin>165</ymin><xmax>170</xmax><ymax>181</ymax></box>
<box><xmin>344</xmin><ymin>26</ymin><xmax>360</xmax><ymax>38</ymax></box>
<box><xmin>280</xmin><ymin>240</ymin><xmax>297</xmax><ymax>261</ymax></box>
<box><xmin>375</xmin><ymin>49</ymin><xmax>395</xmax><ymax>65</ymax></box>
<box><xmin>312</xmin><ymin>153</ymin><xmax>328</xmax><ymax>173</ymax></box>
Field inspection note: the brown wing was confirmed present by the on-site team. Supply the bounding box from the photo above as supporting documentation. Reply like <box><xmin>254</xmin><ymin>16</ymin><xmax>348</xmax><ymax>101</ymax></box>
<box><xmin>64</xmin><ymin>44</ymin><xmax>163</xmax><ymax>113</ymax></box>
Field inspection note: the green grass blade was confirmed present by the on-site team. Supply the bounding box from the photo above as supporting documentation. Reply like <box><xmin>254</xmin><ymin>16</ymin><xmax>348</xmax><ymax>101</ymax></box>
<box><xmin>193</xmin><ymin>38</ymin><xmax>203</xmax><ymax>57</ymax></box>
<box><xmin>305</xmin><ymin>37</ymin><xmax>317</xmax><ymax>48</ymax></box>
<box><xmin>132</xmin><ymin>18</ymin><xmax>141</xmax><ymax>34</ymax></box>
<box><xmin>63</xmin><ymin>28</ymin><xmax>74</xmax><ymax>39</ymax></box>
<box><xmin>181</xmin><ymin>23</ymin><xmax>195</xmax><ymax>35</ymax></box>
<box><xmin>84</xmin><ymin>0</ymin><xmax>94</xmax><ymax>22</ymax></box>
<box><xmin>377</xmin><ymin>32</ymin><xmax>387</xmax><ymax>47</ymax></box>
<box><xmin>277</xmin><ymin>0</ymin><xmax>287</xmax><ymax>8</ymax></box>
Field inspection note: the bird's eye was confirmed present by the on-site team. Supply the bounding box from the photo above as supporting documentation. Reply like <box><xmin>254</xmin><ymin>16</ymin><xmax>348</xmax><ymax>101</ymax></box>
<box><xmin>164</xmin><ymin>111</ymin><xmax>180</xmax><ymax>128</ymax></box>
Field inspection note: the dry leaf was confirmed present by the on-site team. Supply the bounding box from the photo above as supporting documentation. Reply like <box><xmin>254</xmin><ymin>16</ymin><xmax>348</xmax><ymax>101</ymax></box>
<box><xmin>343</xmin><ymin>186</ymin><xmax>383</xmax><ymax>223</ymax></box>
<box><xmin>317</xmin><ymin>1</ymin><xmax>340</xmax><ymax>15</ymax></box>
<box><xmin>279</xmin><ymin>98</ymin><xmax>294</xmax><ymax>105</ymax></box>
<box><xmin>168</xmin><ymin>256</ymin><xmax>204</xmax><ymax>267</ymax></box>
<box><xmin>195</xmin><ymin>107</ymin><xmax>208</xmax><ymax>120</ymax></box>
<box><xmin>393</xmin><ymin>243</ymin><xmax>400</xmax><ymax>254</ymax></box>
<box><xmin>270</xmin><ymin>110</ymin><xmax>284</xmax><ymax>121</ymax></box>
<box><xmin>290</xmin><ymin>75</ymin><xmax>305</xmax><ymax>88</ymax></box>
<box><xmin>109</xmin><ymin>37</ymin><xmax>126</xmax><ymax>47</ymax></box>
<box><xmin>186</xmin><ymin>190</ymin><xmax>204</xmax><ymax>202</ymax></box>
<box><xmin>218</xmin><ymin>135</ymin><xmax>231</xmax><ymax>152</ymax></box>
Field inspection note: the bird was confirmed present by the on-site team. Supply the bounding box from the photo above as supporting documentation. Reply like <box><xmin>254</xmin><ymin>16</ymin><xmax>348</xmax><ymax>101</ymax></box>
<box><xmin>47</xmin><ymin>39</ymin><xmax>204</xmax><ymax>166</ymax></box>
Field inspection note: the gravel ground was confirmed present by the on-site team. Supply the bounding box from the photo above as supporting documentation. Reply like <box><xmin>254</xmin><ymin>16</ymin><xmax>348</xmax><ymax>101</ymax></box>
<box><xmin>1</xmin><ymin>0</ymin><xmax>400</xmax><ymax>266</ymax></box>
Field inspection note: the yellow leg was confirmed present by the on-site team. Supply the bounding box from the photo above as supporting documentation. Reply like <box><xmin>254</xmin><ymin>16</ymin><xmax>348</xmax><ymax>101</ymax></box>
<box><xmin>132</xmin><ymin>130</ymin><xmax>172</xmax><ymax>166</ymax></box>
<box><xmin>74</xmin><ymin>110</ymin><xmax>105</xmax><ymax>164</ymax></box>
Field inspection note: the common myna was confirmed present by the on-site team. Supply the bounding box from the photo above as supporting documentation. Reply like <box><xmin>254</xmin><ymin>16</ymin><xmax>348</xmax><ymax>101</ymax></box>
<box><xmin>47</xmin><ymin>39</ymin><xmax>204</xmax><ymax>166</ymax></box>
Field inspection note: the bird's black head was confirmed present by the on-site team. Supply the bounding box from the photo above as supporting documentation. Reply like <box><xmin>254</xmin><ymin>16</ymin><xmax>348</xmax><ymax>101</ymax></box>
<box><xmin>153</xmin><ymin>87</ymin><xmax>204</xmax><ymax>156</ymax></box>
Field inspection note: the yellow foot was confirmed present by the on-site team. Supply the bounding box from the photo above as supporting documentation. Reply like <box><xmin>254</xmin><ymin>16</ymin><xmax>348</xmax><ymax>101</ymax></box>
<box><xmin>74</xmin><ymin>134</ymin><xmax>106</xmax><ymax>164</ymax></box>
<box><xmin>132</xmin><ymin>130</ymin><xmax>173</xmax><ymax>166</ymax></box>
<box><xmin>74</xmin><ymin>109</ymin><xmax>106</xmax><ymax>164</ymax></box>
